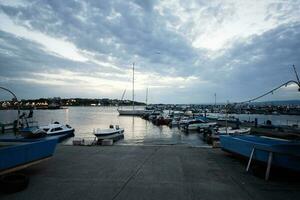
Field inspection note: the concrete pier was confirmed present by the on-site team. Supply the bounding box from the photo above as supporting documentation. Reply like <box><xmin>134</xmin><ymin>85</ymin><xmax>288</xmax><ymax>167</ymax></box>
<box><xmin>1</xmin><ymin>145</ymin><xmax>300</xmax><ymax>200</ymax></box>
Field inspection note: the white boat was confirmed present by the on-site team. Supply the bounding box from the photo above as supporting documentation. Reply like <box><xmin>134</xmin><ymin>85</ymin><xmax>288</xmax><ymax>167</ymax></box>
<box><xmin>178</xmin><ymin>117</ymin><xmax>191</xmax><ymax>127</ymax></box>
<box><xmin>186</xmin><ymin>120</ymin><xmax>217</xmax><ymax>131</ymax></box>
<box><xmin>118</xmin><ymin>63</ymin><xmax>149</xmax><ymax>116</ymax></box>
<box><xmin>217</xmin><ymin>127</ymin><xmax>251</xmax><ymax>135</ymax></box>
<box><xmin>189</xmin><ymin>122</ymin><xmax>217</xmax><ymax>131</ymax></box>
<box><xmin>117</xmin><ymin>109</ymin><xmax>149</xmax><ymax>116</ymax></box>
<box><xmin>93</xmin><ymin>125</ymin><xmax>124</xmax><ymax>141</ymax></box>
<box><xmin>179</xmin><ymin>117</ymin><xmax>216</xmax><ymax>131</ymax></box>
<box><xmin>40</xmin><ymin>122</ymin><xmax>75</xmax><ymax>136</ymax></box>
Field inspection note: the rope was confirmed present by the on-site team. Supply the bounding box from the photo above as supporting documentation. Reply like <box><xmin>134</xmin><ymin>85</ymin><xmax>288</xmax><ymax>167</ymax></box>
<box><xmin>238</xmin><ymin>80</ymin><xmax>300</xmax><ymax>104</ymax></box>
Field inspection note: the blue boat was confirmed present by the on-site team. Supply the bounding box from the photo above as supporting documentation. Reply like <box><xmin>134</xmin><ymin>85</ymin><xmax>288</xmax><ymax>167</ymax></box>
<box><xmin>220</xmin><ymin>135</ymin><xmax>300</xmax><ymax>174</ymax></box>
<box><xmin>0</xmin><ymin>137</ymin><xmax>58</xmax><ymax>175</ymax></box>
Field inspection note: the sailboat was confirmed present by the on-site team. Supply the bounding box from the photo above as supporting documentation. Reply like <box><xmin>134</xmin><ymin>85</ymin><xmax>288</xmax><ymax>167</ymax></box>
<box><xmin>117</xmin><ymin>63</ymin><xmax>147</xmax><ymax>116</ymax></box>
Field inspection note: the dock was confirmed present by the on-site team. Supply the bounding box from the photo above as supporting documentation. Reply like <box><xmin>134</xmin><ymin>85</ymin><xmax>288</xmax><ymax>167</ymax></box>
<box><xmin>1</xmin><ymin>145</ymin><xmax>300</xmax><ymax>199</ymax></box>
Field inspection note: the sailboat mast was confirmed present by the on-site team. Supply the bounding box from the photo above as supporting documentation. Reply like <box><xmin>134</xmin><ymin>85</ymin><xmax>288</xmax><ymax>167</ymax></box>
<box><xmin>132</xmin><ymin>63</ymin><xmax>135</xmax><ymax>111</ymax></box>
<box><xmin>146</xmin><ymin>87</ymin><xmax>148</xmax><ymax>105</ymax></box>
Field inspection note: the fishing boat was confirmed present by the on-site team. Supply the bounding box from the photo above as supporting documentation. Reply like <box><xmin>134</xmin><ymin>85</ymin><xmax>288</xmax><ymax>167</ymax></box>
<box><xmin>40</xmin><ymin>122</ymin><xmax>75</xmax><ymax>137</ymax></box>
<box><xmin>93</xmin><ymin>125</ymin><xmax>124</xmax><ymax>141</ymax></box>
<box><xmin>220</xmin><ymin>135</ymin><xmax>300</xmax><ymax>173</ymax></box>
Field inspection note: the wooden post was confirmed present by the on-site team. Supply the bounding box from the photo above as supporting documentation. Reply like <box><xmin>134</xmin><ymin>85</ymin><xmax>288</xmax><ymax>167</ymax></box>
<box><xmin>246</xmin><ymin>147</ymin><xmax>255</xmax><ymax>172</ymax></box>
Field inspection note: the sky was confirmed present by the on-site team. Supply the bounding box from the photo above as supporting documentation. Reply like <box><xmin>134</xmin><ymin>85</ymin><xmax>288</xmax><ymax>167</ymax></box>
<box><xmin>0</xmin><ymin>0</ymin><xmax>300</xmax><ymax>104</ymax></box>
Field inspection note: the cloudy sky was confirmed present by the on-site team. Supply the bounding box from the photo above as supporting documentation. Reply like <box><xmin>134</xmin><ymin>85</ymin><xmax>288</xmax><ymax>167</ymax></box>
<box><xmin>0</xmin><ymin>0</ymin><xmax>300</xmax><ymax>103</ymax></box>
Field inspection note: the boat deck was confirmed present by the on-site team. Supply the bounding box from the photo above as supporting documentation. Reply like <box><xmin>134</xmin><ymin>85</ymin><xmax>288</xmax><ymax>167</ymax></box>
<box><xmin>1</xmin><ymin>145</ymin><xmax>300</xmax><ymax>199</ymax></box>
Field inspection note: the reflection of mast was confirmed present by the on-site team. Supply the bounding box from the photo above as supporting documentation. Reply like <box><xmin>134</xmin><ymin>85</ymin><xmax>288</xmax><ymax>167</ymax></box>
<box><xmin>132</xmin><ymin>63</ymin><xmax>135</xmax><ymax>111</ymax></box>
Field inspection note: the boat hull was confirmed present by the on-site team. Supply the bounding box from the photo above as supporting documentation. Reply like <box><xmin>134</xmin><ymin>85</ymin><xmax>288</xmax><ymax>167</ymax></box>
<box><xmin>117</xmin><ymin>109</ymin><xmax>148</xmax><ymax>116</ymax></box>
<box><xmin>220</xmin><ymin>135</ymin><xmax>300</xmax><ymax>171</ymax></box>
<box><xmin>94</xmin><ymin>129</ymin><xmax>124</xmax><ymax>141</ymax></box>
<box><xmin>47</xmin><ymin>129</ymin><xmax>75</xmax><ymax>137</ymax></box>
<box><xmin>0</xmin><ymin>137</ymin><xmax>58</xmax><ymax>172</ymax></box>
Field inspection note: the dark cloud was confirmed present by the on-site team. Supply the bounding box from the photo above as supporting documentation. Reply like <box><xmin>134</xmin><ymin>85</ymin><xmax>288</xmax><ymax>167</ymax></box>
<box><xmin>0</xmin><ymin>0</ymin><xmax>300</xmax><ymax>103</ymax></box>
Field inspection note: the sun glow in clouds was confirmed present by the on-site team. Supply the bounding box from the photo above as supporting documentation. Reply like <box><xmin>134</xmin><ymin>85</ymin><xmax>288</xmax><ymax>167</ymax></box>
<box><xmin>155</xmin><ymin>0</ymin><xmax>300</xmax><ymax>50</ymax></box>
<box><xmin>0</xmin><ymin>13</ymin><xmax>88</xmax><ymax>62</ymax></box>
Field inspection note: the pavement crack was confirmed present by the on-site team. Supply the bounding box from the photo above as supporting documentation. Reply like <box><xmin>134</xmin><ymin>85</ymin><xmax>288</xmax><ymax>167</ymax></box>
<box><xmin>111</xmin><ymin>146</ymin><xmax>160</xmax><ymax>200</ymax></box>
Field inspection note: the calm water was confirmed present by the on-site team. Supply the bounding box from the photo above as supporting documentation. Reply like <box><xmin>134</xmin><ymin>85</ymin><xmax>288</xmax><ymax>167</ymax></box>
<box><xmin>0</xmin><ymin>107</ymin><xmax>205</xmax><ymax>147</ymax></box>
<box><xmin>2</xmin><ymin>107</ymin><xmax>300</xmax><ymax>146</ymax></box>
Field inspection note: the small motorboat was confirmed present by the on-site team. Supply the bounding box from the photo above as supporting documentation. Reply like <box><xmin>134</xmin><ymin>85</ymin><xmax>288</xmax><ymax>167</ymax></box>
<box><xmin>217</xmin><ymin>127</ymin><xmax>251</xmax><ymax>135</ymax></box>
<box><xmin>93</xmin><ymin>125</ymin><xmax>124</xmax><ymax>141</ymax></box>
<box><xmin>40</xmin><ymin>122</ymin><xmax>75</xmax><ymax>137</ymax></box>
<box><xmin>181</xmin><ymin>116</ymin><xmax>217</xmax><ymax>131</ymax></box>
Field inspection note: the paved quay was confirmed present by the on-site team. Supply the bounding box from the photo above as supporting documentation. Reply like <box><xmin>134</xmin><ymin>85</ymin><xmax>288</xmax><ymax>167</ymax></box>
<box><xmin>1</xmin><ymin>145</ymin><xmax>300</xmax><ymax>200</ymax></box>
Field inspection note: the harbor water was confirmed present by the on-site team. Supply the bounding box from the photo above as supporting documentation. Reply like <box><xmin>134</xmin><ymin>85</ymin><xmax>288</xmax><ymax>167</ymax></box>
<box><xmin>1</xmin><ymin>106</ymin><xmax>300</xmax><ymax>146</ymax></box>
<box><xmin>0</xmin><ymin>107</ymin><xmax>205</xmax><ymax>147</ymax></box>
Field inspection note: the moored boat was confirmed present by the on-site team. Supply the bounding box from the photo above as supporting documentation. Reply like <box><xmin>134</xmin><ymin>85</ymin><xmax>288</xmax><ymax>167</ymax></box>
<box><xmin>94</xmin><ymin>125</ymin><xmax>124</xmax><ymax>141</ymax></box>
<box><xmin>117</xmin><ymin>109</ymin><xmax>149</xmax><ymax>116</ymax></box>
<box><xmin>0</xmin><ymin>137</ymin><xmax>58</xmax><ymax>175</ymax></box>
<box><xmin>220</xmin><ymin>134</ymin><xmax>300</xmax><ymax>172</ymax></box>
<box><xmin>180</xmin><ymin>116</ymin><xmax>216</xmax><ymax>131</ymax></box>
<box><xmin>40</xmin><ymin>122</ymin><xmax>75</xmax><ymax>137</ymax></box>
<box><xmin>217</xmin><ymin>127</ymin><xmax>251</xmax><ymax>135</ymax></box>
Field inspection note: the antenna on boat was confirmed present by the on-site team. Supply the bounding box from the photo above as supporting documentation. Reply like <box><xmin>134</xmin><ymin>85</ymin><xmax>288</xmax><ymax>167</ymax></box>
<box><xmin>146</xmin><ymin>87</ymin><xmax>149</xmax><ymax>105</ymax></box>
<box><xmin>132</xmin><ymin>62</ymin><xmax>135</xmax><ymax>111</ymax></box>
<box><xmin>225</xmin><ymin>100</ymin><xmax>229</xmax><ymax>135</ymax></box>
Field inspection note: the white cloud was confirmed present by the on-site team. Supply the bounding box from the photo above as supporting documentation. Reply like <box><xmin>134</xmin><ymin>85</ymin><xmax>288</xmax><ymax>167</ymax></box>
<box><xmin>155</xmin><ymin>0</ymin><xmax>300</xmax><ymax>51</ymax></box>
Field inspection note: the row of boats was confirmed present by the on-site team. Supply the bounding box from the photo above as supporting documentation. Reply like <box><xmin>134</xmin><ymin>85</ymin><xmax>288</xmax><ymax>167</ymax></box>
<box><xmin>21</xmin><ymin>122</ymin><xmax>125</xmax><ymax>143</ymax></box>
<box><xmin>140</xmin><ymin>110</ymin><xmax>300</xmax><ymax>177</ymax></box>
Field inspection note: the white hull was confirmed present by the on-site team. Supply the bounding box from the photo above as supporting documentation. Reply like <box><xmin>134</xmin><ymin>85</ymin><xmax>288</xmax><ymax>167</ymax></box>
<box><xmin>94</xmin><ymin>126</ymin><xmax>124</xmax><ymax>141</ymax></box>
<box><xmin>117</xmin><ymin>109</ymin><xmax>148</xmax><ymax>116</ymax></box>
<box><xmin>40</xmin><ymin>122</ymin><xmax>74</xmax><ymax>136</ymax></box>
<box><xmin>218</xmin><ymin>128</ymin><xmax>251</xmax><ymax>135</ymax></box>
<box><xmin>95</xmin><ymin>131</ymin><xmax>124</xmax><ymax>140</ymax></box>
<box><xmin>187</xmin><ymin>122</ymin><xmax>217</xmax><ymax>130</ymax></box>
